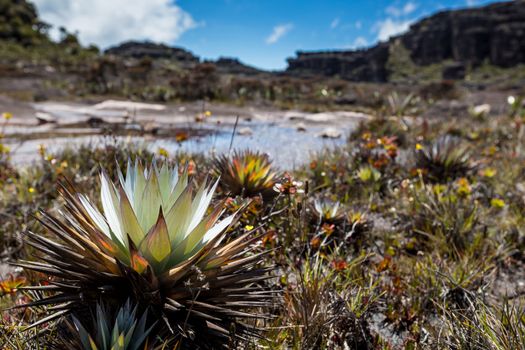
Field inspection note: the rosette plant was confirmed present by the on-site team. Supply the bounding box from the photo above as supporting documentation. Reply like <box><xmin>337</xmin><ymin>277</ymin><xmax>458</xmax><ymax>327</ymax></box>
<box><xmin>213</xmin><ymin>150</ymin><xmax>278</xmax><ymax>199</ymax></box>
<box><xmin>58</xmin><ymin>300</ymin><xmax>155</xmax><ymax>350</ymax></box>
<box><xmin>17</xmin><ymin>161</ymin><xmax>274</xmax><ymax>348</ymax></box>
<box><xmin>415</xmin><ymin>136</ymin><xmax>473</xmax><ymax>182</ymax></box>
<box><xmin>311</xmin><ymin>199</ymin><xmax>345</xmax><ymax>224</ymax></box>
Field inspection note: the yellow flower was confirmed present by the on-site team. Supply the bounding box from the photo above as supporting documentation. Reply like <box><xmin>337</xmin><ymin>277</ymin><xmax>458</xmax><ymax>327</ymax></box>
<box><xmin>37</xmin><ymin>144</ymin><xmax>46</xmax><ymax>157</ymax></box>
<box><xmin>244</xmin><ymin>225</ymin><xmax>254</xmax><ymax>231</ymax></box>
<box><xmin>60</xmin><ymin>160</ymin><xmax>68</xmax><ymax>168</ymax></box>
<box><xmin>204</xmin><ymin>110</ymin><xmax>212</xmax><ymax>117</ymax></box>
<box><xmin>0</xmin><ymin>144</ymin><xmax>10</xmax><ymax>154</ymax></box>
<box><xmin>433</xmin><ymin>184</ymin><xmax>447</xmax><ymax>195</ymax></box>
<box><xmin>2</xmin><ymin>112</ymin><xmax>12</xmax><ymax>120</ymax></box>
<box><xmin>361</xmin><ymin>132</ymin><xmax>372</xmax><ymax>141</ymax></box>
<box><xmin>481</xmin><ymin>168</ymin><xmax>497</xmax><ymax>178</ymax></box>
<box><xmin>28</xmin><ymin>187</ymin><xmax>36</xmax><ymax>194</ymax></box>
<box><xmin>485</xmin><ymin>145</ymin><xmax>497</xmax><ymax>156</ymax></box>
<box><xmin>158</xmin><ymin>147</ymin><xmax>169</xmax><ymax>157</ymax></box>
<box><xmin>349</xmin><ymin>212</ymin><xmax>363</xmax><ymax>223</ymax></box>
<box><xmin>456</xmin><ymin>178</ymin><xmax>471</xmax><ymax>197</ymax></box>
<box><xmin>415</xmin><ymin>143</ymin><xmax>424</xmax><ymax>150</ymax></box>
<box><xmin>490</xmin><ymin>198</ymin><xmax>505</xmax><ymax>209</ymax></box>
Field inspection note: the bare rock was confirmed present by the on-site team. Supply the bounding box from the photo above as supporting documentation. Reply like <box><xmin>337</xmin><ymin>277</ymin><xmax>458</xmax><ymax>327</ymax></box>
<box><xmin>286</xmin><ymin>1</ymin><xmax>525</xmax><ymax>81</ymax></box>
<box><xmin>35</xmin><ymin>112</ymin><xmax>57</xmax><ymax>124</ymax></box>
<box><xmin>237</xmin><ymin>127</ymin><xmax>253</xmax><ymax>136</ymax></box>
<box><xmin>318</xmin><ymin>127</ymin><xmax>342</xmax><ymax>139</ymax></box>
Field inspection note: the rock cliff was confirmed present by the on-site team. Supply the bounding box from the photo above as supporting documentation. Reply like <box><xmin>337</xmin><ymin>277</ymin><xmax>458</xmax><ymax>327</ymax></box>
<box><xmin>286</xmin><ymin>1</ymin><xmax>525</xmax><ymax>81</ymax></box>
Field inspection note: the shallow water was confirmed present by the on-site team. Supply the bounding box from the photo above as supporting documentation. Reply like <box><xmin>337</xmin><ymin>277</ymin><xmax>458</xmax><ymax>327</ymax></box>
<box><xmin>154</xmin><ymin>120</ymin><xmax>352</xmax><ymax>169</ymax></box>
<box><xmin>8</xmin><ymin>120</ymin><xmax>354</xmax><ymax>169</ymax></box>
<box><xmin>6</xmin><ymin>101</ymin><xmax>365</xmax><ymax>168</ymax></box>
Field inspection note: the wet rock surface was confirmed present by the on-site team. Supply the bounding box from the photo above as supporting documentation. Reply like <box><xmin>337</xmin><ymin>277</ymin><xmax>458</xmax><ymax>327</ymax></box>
<box><xmin>2</xmin><ymin>100</ymin><xmax>371</xmax><ymax>168</ymax></box>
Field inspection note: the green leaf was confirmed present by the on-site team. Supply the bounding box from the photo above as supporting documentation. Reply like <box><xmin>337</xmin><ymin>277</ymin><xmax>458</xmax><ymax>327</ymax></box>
<box><xmin>157</xmin><ymin>163</ymin><xmax>171</xmax><ymax>205</ymax></box>
<box><xmin>165</xmin><ymin>184</ymin><xmax>193</xmax><ymax>246</ymax></box>
<box><xmin>166</xmin><ymin>167</ymin><xmax>188</xmax><ymax>209</ymax></box>
<box><xmin>100</xmin><ymin>171</ymin><xmax>127</xmax><ymax>247</ymax></box>
<box><xmin>133</xmin><ymin>161</ymin><xmax>147</xmax><ymax>215</ymax></box>
<box><xmin>139</xmin><ymin>170</ymin><xmax>162</xmax><ymax>232</ymax></box>
<box><xmin>119</xmin><ymin>187</ymin><xmax>145</xmax><ymax>248</ymax></box>
<box><xmin>140</xmin><ymin>210</ymin><xmax>171</xmax><ymax>263</ymax></box>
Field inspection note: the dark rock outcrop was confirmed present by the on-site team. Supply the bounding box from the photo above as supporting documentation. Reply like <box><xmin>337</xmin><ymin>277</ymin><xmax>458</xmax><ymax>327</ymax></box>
<box><xmin>401</xmin><ymin>0</ymin><xmax>525</xmax><ymax>67</ymax></box>
<box><xmin>442</xmin><ymin>62</ymin><xmax>466</xmax><ymax>80</ymax></box>
<box><xmin>286</xmin><ymin>43</ymin><xmax>390</xmax><ymax>82</ymax></box>
<box><xmin>286</xmin><ymin>1</ymin><xmax>525</xmax><ymax>81</ymax></box>
<box><xmin>105</xmin><ymin>41</ymin><xmax>199</xmax><ymax>64</ymax></box>
<box><xmin>210</xmin><ymin>57</ymin><xmax>263</xmax><ymax>76</ymax></box>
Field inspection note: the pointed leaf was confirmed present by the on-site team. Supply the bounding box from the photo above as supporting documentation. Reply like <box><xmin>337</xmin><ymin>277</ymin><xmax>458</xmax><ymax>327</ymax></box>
<box><xmin>140</xmin><ymin>210</ymin><xmax>171</xmax><ymax>263</ymax></box>
<box><xmin>100</xmin><ymin>171</ymin><xmax>127</xmax><ymax>248</ymax></box>
<box><xmin>165</xmin><ymin>184</ymin><xmax>193</xmax><ymax>245</ymax></box>
<box><xmin>119</xmin><ymin>187</ymin><xmax>145</xmax><ymax>247</ymax></box>
<box><xmin>138</xmin><ymin>170</ymin><xmax>162</xmax><ymax>232</ymax></box>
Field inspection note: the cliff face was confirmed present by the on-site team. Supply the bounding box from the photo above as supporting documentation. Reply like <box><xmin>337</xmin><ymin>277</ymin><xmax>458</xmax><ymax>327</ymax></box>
<box><xmin>286</xmin><ymin>0</ymin><xmax>525</xmax><ymax>81</ymax></box>
<box><xmin>402</xmin><ymin>0</ymin><xmax>525</xmax><ymax>67</ymax></box>
<box><xmin>286</xmin><ymin>44</ymin><xmax>390</xmax><ymax>82</ymax></box>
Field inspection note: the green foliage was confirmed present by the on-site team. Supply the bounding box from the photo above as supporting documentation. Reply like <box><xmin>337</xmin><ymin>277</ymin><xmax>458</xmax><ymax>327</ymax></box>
<box><xmin>213</xmin><ymin>150</ymin><xmax>278</xmax><ymax>199</ymax></box>
<box><xmin>386</xmin><ymin>39</ymin><xmax>444</xmax><ymax>83</ymax></box>
<box><xmin>439</xmin><ymin>298</ymin><xmax>525</xmax><ymax>349</ymax></box>
<box><xmin>415</xmin><ymin>135</ymin><xmax>473</xmax><ymax>182</ymax></box>
<box><xmin>71</xmin><ymin>301</ymin><xmax>155</xmax><ymax>350</ymax></box>
<box><xmin>16</xmin><ymin>160</ymin><xmax>274</xmax><ymax>348</ymax></box>
<box><xmin>411</xmin><ymin>183</ymin><xmax>480</xmax><ymax>254</ymax></box>
<box><xmin>0</xmin><ymin>0</ymin><xmax>50</xmax><ymax>46</ymax></box>
<box><xmin>3</xmin><ymin>97</ymin><xmax>525</xmax><ymax>348</ymax></box>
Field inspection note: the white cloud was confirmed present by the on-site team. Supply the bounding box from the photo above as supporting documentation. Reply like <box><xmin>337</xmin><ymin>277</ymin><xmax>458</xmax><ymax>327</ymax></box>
<box><xmin>466</xmin><ymin>0</ymin><xmax>477</xmax><ymax>6</ymax></box>
<box><xmin>266</xmin><ymin>23</ymin><xmax>293</xmax><ymax>44</ymax></box>
<box><xmin>351</xmin><ymin>36</ymin><xmax>368</xmax><ymax>48</ymax></box>
<box><xmin>355</xmin><ymin>21</ymin><xmax>362</xmax><ymax>29</ymax></box>
<box><xmin>376</xmin><ymin>18</ymin><xmax>413</xmax><ymax>41</ymax></box>
<box><xmin>386</xmin><ymin>1</ymin><xmax>417</xmax><ymax>17</ymax></box>
<box><xmin>330</xmin><ymin>17</ymin><xmax>340</xmax><ymax>29</ymax></box>
<box><xmin>386</xmin><ymin>5</ymin><xmax>402</xmax><ymax>17</ymax></box>
<box><xmin>403</xmin><ymin>2</ymin><xmax>417</xmax><ymax>15</ymax></box>
<box><xmin>32</xmin><ymin>0</ymin><xmax>197</xmax><ymax>48</ymax></box>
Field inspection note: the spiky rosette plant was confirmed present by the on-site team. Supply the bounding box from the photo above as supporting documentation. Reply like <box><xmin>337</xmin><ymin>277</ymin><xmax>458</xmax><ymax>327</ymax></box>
<box><xmin>415</xmin><ymin>136</ymin><xmax>473</xmax><ymax>182</ymax></box>
<box><xmin>311</xmin><ymin>198</ymin><xmax>345</xmax><ymax>224</ymax></box>
<box><xmin>17</xmin><ymin>161</ymin><xmax>275</xmax><ymax>349</ymax></box>
<box><xmin>57</xmin><ymin>300</ymin><xmax>156</xmax><ymax>350</ymax></box>
<box><xmin>213</xmin><ymin>150</ymin><xmax>278</xmax><ymax>199</ymax></box>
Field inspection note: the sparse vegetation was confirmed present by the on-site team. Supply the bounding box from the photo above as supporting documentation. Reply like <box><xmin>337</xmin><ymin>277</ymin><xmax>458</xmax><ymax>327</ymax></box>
<box><xmin>2</xmin><ymin>93</ymin><xmax>525</xmax><ymax>348</ymax></box>
<box><xmin>2</xmin><ymin>1</ymin><xmax>525</xmax><ymax>349</ymax></box>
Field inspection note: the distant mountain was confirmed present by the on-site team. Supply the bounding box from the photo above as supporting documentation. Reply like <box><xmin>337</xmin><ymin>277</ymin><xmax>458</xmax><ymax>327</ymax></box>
<box><xmin>2</xmin><ymin>0</ymin><xmax>523</xmax><ymax>100</ymax></box>
<box><xmin>286</xmin><ymin>0</ymin><xmax>525</xmax><ymax>82</ymax></box>
<box><xmin>105</xmin><ymin>41</ymin><xmax>199</xmax><ymax>65</ymax></box>
<box><xmin>105</xmin><ymin>41</ymin><xmax>264</xmax><ymax>76</ymax></box>
<box><xmin>207</xmin><ymin>57</ymin><xmax>263</xmax><ymax>76</ymax></box>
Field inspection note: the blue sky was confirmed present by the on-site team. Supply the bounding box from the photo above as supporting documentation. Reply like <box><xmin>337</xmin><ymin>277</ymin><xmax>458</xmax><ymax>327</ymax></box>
<box><xmin>33</xmin><ymin>0</ymin><xmax>503</xmax><ymax>70</ymax></box>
